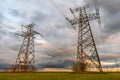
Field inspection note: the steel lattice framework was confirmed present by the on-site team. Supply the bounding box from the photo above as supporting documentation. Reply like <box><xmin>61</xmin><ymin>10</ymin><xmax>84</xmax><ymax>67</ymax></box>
<box><xmin>66</xmin><ymin>2</ymin><xmax>103</xmax><ymax>72</ymax></box>
<box><xmin>12</xmin><ymin>24</ymin><xmax>39</xmax><ymax>72</ymax></box>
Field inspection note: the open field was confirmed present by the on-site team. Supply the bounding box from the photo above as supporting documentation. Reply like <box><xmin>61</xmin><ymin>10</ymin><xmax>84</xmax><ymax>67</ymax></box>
<box><xmin>0</xmin><ymin>72</ymin><xmax>120</xmax><ymax>80</ymax></box>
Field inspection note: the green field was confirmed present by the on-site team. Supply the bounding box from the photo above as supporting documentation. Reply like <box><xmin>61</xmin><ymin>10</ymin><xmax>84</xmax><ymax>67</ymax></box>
<box><xmin>0</xmin><ymin>72</ymin><xmax>120</xmax><ymax>80</ymax></box>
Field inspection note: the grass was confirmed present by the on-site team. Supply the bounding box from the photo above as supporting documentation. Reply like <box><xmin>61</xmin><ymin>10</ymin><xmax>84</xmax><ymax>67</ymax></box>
<box><xmin>0</xmin><ymin>72</ymin><xmax>119</xmax><ymax>80</ymax></box>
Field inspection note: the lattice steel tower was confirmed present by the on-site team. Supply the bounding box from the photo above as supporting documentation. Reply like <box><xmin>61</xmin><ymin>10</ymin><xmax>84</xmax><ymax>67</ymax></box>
<box><xmin>12</xmin><ymin>23</ymin><xmax>39</xmax><ymax>72</ymax></box>
<box><xmin>66</xmin><ymin>0</ymin><xmax>103</xmax><ymax>72</ymax></box>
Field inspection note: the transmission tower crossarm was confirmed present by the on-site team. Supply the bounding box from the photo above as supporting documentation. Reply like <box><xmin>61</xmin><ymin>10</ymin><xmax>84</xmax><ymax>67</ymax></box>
<box><xmin>67</xmin><ymin>0</ymin><xmax>101</xmax><ymax>25</ymax></box>
<box><xmin>70</xmin><ymin>8</ymin><xmax>76</xmax><ymax>18</ymax></box>
<box><xmin>70</xmin><ymin>4</ymin><xmax>89</xmax><ymax>13</ymax></box>
<box><xmin>94</xmin><ymin>0</ymin><xmax>99</xmax><ymax>15</ymax></box>
<box><xmin>15</xmin><ymin>33</ymin><xmax>26</xmax><ymax>37</ymax></box>
<box><xmin>67</xmin><ymin>13</ymin><xmax>100</xmax><ymax>26</ymax></box>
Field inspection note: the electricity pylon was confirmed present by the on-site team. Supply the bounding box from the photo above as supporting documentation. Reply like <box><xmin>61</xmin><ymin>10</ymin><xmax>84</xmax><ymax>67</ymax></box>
<box><xmin>66</xmin><ymin>0</ymin><xmax>103</xmax><ymax>72</ymax></box>
<box><xmin>12</xmin><ymin>23</ymin><xmax>42</xmax><ymax>72</ymax></box>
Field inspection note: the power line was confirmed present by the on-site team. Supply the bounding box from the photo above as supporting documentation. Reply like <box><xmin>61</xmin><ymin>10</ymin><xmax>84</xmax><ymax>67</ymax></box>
<box><xmin>0</xmin><ymin>14</ymin><xmax>21</xmax><ymax>27</ymax></box>
<box><xmin>50</xmin><ymin>0</ymin><xmax>66</xmax><ymax>18</ymax></box>
<box><xmin>0</xmin><ymin>14</ymin><xmax>22</xmax><ymax>32</ymax></box>
<box><xmin>70</xmin><ymin>0</ymin><xmax>79</xmax><ymax>7</ymax></box>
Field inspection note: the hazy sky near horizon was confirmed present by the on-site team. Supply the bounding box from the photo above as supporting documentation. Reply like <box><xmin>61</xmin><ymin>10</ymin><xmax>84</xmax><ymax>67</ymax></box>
<box><xmin>0</xmin><ymin>0</ymin><xmax>120</xmax><ymax>69</ymax></box>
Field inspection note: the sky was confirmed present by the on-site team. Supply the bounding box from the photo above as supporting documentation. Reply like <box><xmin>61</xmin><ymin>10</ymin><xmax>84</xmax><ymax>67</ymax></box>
<box><xmin>0</xmin><ymin>0</ymin><xmax>120</xmax><ymax>70</ymax></box>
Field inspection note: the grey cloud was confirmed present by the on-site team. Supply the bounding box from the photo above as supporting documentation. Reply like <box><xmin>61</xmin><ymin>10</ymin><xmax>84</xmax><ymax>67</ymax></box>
<box><xmin>0</xmin><ymin>28</ymin><xmax>7</xmax><ymax>40</ymax></box>
<box><xmin>37</xmin><ymin>60</ymin><xmax>73</xmax><ymax>69</ymax></box>
<box><xmin>35</xmin><ymin>45</ymin><xmax>75</xmax><ymax>68</ymax></box>
<box><xmin>9</xmin><ymin>9</ymin><xmax>20</xmax><ymax>17</ymax></box>
<box><xmin>8</xmin><ymin>44</ymin><xmax>20</xmax><ymax>51</ymax></box>
<box><xmin>100</xmin><ymin>54</ymin><xmax>120</xmax><ymax>61</ymax></box>
<box><xmin>104</xmin><ymin>21</ymin><xmax>120</xmax><ymax>35</ymax></box>
<box><xmin>0</xmin><ymin>64</ymin><xmax>10</xmax><ymax>70</ymax></box>
<box><xmin>100</xmin><ymin>0</ymin><xmax>120</xmax><ymax>14</ymax></box>
<box><xmin>99</xmin><ymin>0</ymin><xmax>120</xmax><ymax>35</ymax></box>
<box><xmin>87</xmin><ymin>0</ymin><xmax>120</xmax><ymax>35</ymax></box>
<box><xmin>29</xmin><ymin>11</ymin><xmax>49</xmax><ymax>24</ymax></box>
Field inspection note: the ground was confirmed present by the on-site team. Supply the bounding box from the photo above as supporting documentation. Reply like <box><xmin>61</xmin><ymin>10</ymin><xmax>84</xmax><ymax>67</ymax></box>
<box><xmin>0</xmin><ymin>72</ymin><xmax>120</xmax><ymax>80</ymax></box>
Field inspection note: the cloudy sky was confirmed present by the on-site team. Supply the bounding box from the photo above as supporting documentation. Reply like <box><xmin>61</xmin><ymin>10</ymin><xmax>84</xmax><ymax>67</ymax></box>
<box><xmin>0</xmin><ymin>0</ymin><xmax>120</xmax><ymax>70</ymax></box>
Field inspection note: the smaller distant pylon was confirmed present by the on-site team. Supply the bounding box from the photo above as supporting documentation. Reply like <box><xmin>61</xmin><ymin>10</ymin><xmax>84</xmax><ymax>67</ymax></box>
<box><xmin>12</xmin><ymin>23</ymin><xmax>39</xmax><ymax>72</ymax></box>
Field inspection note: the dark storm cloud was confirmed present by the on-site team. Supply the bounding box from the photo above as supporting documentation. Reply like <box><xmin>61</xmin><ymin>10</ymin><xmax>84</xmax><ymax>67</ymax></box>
<box><xmin>99</xmin><ymin>0</ymin><xmax>120</xmax><ymax>15</ymax></box>
<box><xmin>0</xmin><ymin>64</ymin><xmax>10</xmax><ymax>70</ymax></box>
<box><xmin>35</xmin><ymin>44</ymin><xmax>76</xmax><ymax>69</ymax></box>
<box><xmin>0</xmin><ymin>59</ymin><xmax>11</xmax><ymax>70</ymax></box>
<box><xmin>100</xmin><ymin>54</ymin><xmax>120</xmax><ymax>61</ymax></box>
<box><xmin>98</xmin><ymin>0</ymin><xmax>120</xmax><ymax>35</ymax></box>
<box><xmin>37</xmin><ymin>60</ymin><xmax>73</xmax><ymax>69</ymax></box>
<box><xmin>39</xmin><ymin>46</ymin><xmax>75</xmax><ymax>59</ymax></box>
<box><xmin>104</xmin><ymin>20</ymin><xmax>120</xmax><ymax>34</ymax></box>
<box><xmin>87</xmin><ymin>0</ymin><xmax>120</xmax><ymax>35</ymax></box>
